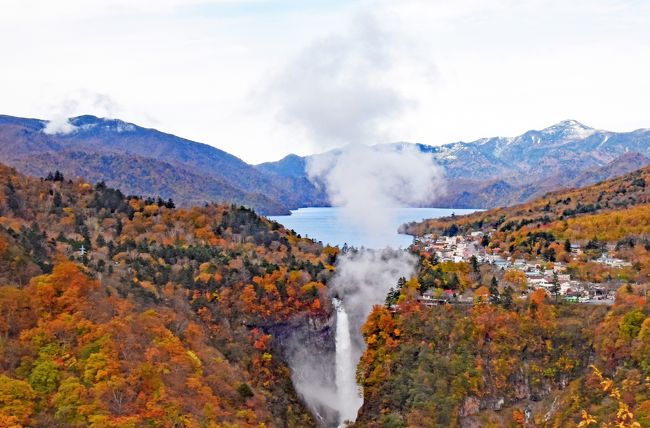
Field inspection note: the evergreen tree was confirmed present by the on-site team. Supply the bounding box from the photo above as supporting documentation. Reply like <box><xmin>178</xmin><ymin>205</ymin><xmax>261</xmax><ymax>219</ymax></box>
<box><xmin>5</xmin><ymin>180</ymin><xmax>20</xmax><ymax>212</ymax></box>
<box><xmin>52</xmin><ymin>192</ymin><xmax>63</xmax><ymax>209</ymax></box>
<box><xmin>543</xmin><ymin>247</ymin><xmax>556</xmax><ymax>262</ymax></box>
<box><xmin>397</xmin><ymin>276</ymin><xmax>406</xmax><ymax>289</ymax></box>
<box><xmin>502</xmin><ymin>285</ymin><xmax>514</xmax><ymax>309</ymax></box>
<box><xmin>444</xmin><ymin>223</ymin><xmax>459</xmax><ymax>237</ymax></box>
<box><xmin>564</xmin><ymin>239</ymin><xmax>572</xmax><ymax>253</ymax></box>
<box><xmin>386</xmin><ymin>277</ymin><xmax>406</xmax><ymax>307</ymax></box>
<box><xmin>488</xmin><ymin>276</ymin><xmax>500</xmax><ymax>305</ymax></box>
<box><xmin>430</xmin><ymin>252</ymin><xmax>440</xmax><ymax>265</ymax></box>
<box><xmin>551</xmin><ymin>271</ymin><xmax>561</xmax><ymax>302</ymax></box>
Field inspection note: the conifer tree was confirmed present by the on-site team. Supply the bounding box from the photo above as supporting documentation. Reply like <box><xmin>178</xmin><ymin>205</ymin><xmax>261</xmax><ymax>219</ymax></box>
<box><xmin>551</xmin><ymin>271</ymin><xmax>561</xmax><ymax>302</ymax></box>
<box><xmin>489</xmin><ymin>276</ymin><xmax>500</xmax><ymax>305</ymax></box>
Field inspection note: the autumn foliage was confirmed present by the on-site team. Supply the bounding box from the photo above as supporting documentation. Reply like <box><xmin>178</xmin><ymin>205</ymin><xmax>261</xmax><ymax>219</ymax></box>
<box><xmin>0</xmin><ymin>164</ymin><xmax>327</xmax><ymax>426</ymax></box>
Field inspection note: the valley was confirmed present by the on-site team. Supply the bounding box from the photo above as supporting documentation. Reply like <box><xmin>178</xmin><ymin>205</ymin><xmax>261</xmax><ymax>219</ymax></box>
<box><xmin>4</xmin><ymin>1</ymin><xmax>650</xmax><ymax>427</ymax></box>
<box><xmin>0</xmin><ymin>158</ymin><xmax>649</xmax><ymax>427</ymax></box>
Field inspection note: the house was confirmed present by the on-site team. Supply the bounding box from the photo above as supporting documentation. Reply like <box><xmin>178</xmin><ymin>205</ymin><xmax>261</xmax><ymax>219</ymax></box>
<box><xmin>418</xmin><ymin>289</ymin><xmax>453</xmax><ymax>306</ymax></box>
<box><xmin>595</xmin><ymin>254</ymin><xmax>632</xmax><ymax>268</ymax></box>
<box><xmin>570</xmin><ymin>244</ymin><xmax>582</xmax><ymax>255</ymax></box>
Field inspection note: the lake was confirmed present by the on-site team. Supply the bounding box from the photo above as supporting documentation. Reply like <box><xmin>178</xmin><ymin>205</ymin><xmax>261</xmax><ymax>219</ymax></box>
<box><xmin>269</xmin><ymin>207</ymin><xmax>479</xmax><ymax>249</ymax></box>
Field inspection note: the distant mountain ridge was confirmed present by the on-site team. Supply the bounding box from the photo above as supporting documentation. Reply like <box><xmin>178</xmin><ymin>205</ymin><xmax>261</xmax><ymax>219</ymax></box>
<box><xmin>0</xmin><ymin>114</ymin><xmax>327</xmax><ymax>214</ymax></box>
<box><xmin>0</xmin><ymin>114</ymin><xmax>648</xmax><ymax>213</ymax></box>
<box><xmin>257</xmin><ymin>120</ymin><xmax>650</xmax><ymax>209</ymax></box>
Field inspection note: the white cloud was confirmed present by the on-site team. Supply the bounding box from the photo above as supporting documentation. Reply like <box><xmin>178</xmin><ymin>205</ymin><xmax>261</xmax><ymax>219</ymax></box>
<box><xmin>41</xmin><ymin>91</ymin><xmax>125</xmax><ymax>134</ymax></box>
<box><xmin>43</xmin><ymin>100</ymin><xmax>78</xmax><ymax>135</ymax></box>
<box><xmin>0</xmin><ymin>0</ymin><xmax>253</xmax><ymax>21</ymax></box>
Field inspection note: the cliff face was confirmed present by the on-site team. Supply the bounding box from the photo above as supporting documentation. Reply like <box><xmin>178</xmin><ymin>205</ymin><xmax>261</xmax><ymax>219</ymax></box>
<box><xmin>269</xmin><ymin>314</ymin><xmax>339</xmax><ymax>427</ymax></box>
<box><xmin>353</xmin><ymin>303</ymin><xmax>612</xmax><ymax>427</ymax></box>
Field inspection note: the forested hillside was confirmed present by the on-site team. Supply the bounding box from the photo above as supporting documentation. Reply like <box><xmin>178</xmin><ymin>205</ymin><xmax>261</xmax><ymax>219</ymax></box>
<box><xmin>353</xmin><ymin>282</ymin><xmax>650</xmax><ymax>427</ymax></box>
<box><xmin>350</xmin><ymin>166</ymin><xmax>650</xmax><ymax>427</ymax></box>
<box><xmin>3</xmin><ymin>158</ymin><xmax>650</xmax><ymax>427</ymax></box>
<box><xmin>0</xmin><ymin>164</ymin><xmax>336</xmax><ymax>427</ymax></box>
<box><xmin>403</xmin><ymin>165</ymin><xmax>650</xmax><ymax>243</ymax></box>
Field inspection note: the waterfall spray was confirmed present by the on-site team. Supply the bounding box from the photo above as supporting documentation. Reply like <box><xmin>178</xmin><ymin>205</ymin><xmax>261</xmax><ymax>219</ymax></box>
<box><xmin>333</xmin><ymin>298</ymin><xmax>363</xmax><ymax>426</ymax></box>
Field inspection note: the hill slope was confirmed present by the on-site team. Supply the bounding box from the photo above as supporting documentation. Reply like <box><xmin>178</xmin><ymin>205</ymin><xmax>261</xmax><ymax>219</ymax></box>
<box><xmin>352</xmin><ymin>165</ymin><xmax>650</xmax><ymax>427</ymax></box>
<box><xmin>403</xmin><ymin>164</ymin><xmax>650</xmax><ymax>236</ymax></box>
<box><xmin>0</xmin><ymin>163</ymin><xmax>336</xmax><ymax>426</ymax></box>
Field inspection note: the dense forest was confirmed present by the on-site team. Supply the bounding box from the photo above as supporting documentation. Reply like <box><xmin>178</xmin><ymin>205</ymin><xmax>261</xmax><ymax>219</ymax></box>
<box><xmin>0</xmin><ymin>164</ymin><xmax>336</xmax><ymax>427</ymax></box>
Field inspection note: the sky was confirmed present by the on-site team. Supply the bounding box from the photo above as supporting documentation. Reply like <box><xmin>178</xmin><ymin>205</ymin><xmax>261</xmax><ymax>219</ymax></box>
<box><xmin>1</xmin><ymin>0</ymin><xmax>649</xmax><ymax>164</ymax></box>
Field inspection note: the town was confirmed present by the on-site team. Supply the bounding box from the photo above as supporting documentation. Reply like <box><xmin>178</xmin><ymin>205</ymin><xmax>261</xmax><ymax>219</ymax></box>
<box><xmin>410</xmin><ymin>231</ymin><xmax>636</xmax><ymax>306</ymax></box>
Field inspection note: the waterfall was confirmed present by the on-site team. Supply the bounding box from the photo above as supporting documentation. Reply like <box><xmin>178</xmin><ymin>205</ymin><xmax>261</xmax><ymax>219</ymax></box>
<box><xmin>333</xmin><ymin>298</ymin><xmax>363</xmax><ymax>426</ymax></box>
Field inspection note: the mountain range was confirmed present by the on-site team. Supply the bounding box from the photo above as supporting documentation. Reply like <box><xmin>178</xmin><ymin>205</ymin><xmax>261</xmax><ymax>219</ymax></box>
<box><xmin>0</xmin><ymin>114</ymin><xmax>648</xmax><ymax>213</ymax></box>
<box><xmin>260</xmin><ymin>119</ymin><xmax>650</xmax><ymax>208</ymax></box>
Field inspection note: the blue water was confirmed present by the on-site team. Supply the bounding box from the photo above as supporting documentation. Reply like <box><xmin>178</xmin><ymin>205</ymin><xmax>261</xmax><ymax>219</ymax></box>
<box><xmin>269</xmin><ymin>207</ymin><xmax>479</xmax><ymax>249</ymax></box>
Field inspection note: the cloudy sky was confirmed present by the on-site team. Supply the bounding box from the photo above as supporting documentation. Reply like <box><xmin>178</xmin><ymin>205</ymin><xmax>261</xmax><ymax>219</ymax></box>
<box><xmin>2</xmin><ymin>0</ymin><xmax>649</xmax><ymax>163</ymax></box>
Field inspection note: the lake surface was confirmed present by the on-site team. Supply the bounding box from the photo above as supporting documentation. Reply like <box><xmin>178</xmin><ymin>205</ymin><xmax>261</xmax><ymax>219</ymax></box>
<box><xmin>269</xmin><ymin>207</ymin><xmax>479</xmax><ymax>249</ymax></box>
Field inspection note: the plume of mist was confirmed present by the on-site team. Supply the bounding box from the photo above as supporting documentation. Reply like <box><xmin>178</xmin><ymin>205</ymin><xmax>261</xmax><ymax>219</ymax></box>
<box><xmin>307</xmin><ymin>143</ymin><xmax>445</xmax><ymax>245</ymax></box>
<box><xmin>282</xmin><ymin>249</ymin><xmax>418</xmax><ymax>427</ymax></box>
<box><xmin>273</xmin><ymin>10</ymin><xmax>444</xmax><ymax>427</ymax></box>
<box><xmin>282</xmin><ymin>324</ymin><xmax>338</xmax><ymax>426</ymax></box>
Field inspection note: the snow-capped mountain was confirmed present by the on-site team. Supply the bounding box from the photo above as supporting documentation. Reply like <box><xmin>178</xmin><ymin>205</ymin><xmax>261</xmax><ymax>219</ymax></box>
<box><xmin>400</xmin><ymin>120</ymin><xmax>650</xmax><ymax>183</ymax></box>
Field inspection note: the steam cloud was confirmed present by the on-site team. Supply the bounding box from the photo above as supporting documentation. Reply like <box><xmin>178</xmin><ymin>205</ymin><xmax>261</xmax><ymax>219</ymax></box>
<box><xmin>284</xmin><ymin>250</ymin><xmax>417</xmax><ymax>427</ymax></box>
<box><xmin>291</xmin><ymin>144</ymin><xmax>444</xmax><ymax>426</ymax></box>
<box><xmin>43</xmin><ymin>99</ymin><xmax>79</xmax><ymax>135</ymax></box>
